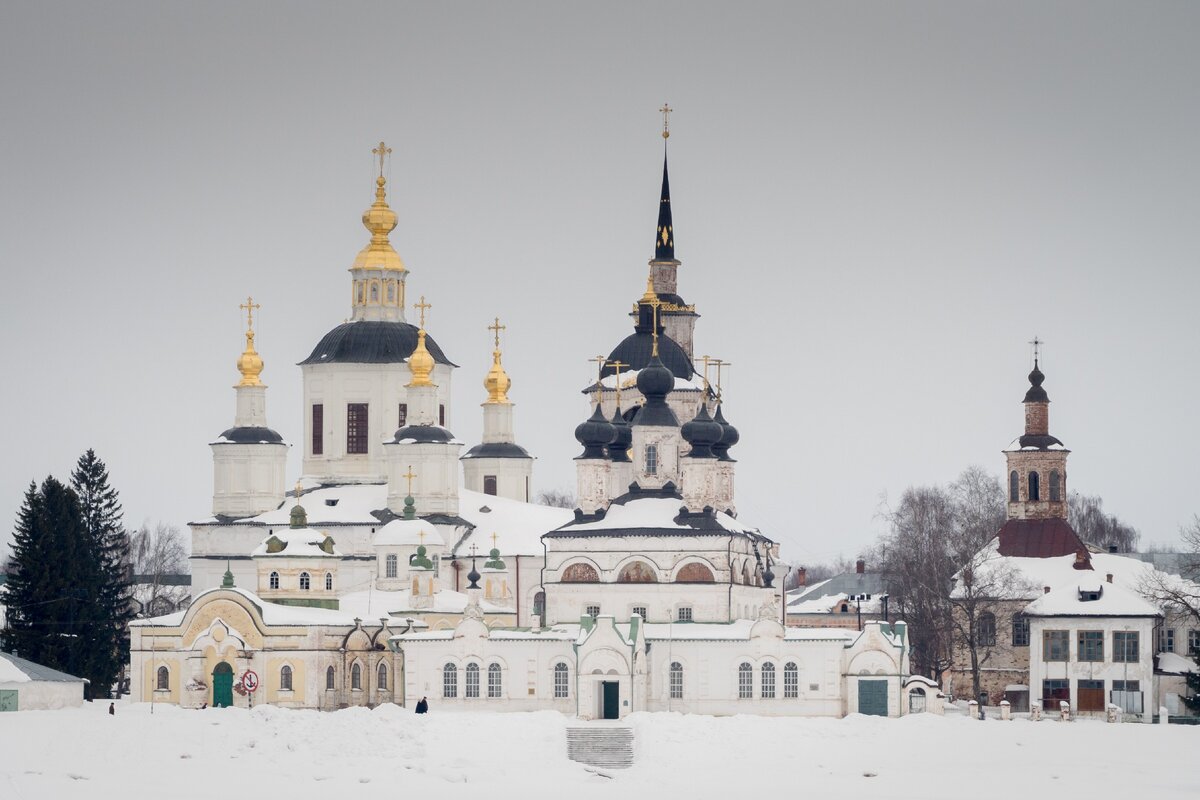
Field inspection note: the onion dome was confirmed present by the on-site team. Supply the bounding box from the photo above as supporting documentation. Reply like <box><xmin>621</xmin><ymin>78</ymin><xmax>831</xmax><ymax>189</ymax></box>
<box><xmin>762</xmin><ymin>564</ymin><xmax>775</xmax><ymax>589</ymax></box>
<box><xmin>1023</xmin><ymin>360</ymin><xmax>1049</xmax><ymax>403</ymax></box>
<box><xmin>681</xmin><ymin>403</ymin><xmax>722</xmax><ymax>458</ymax></box>
<box><xmin>407</xmin><ymin>329</ymin><xmax>436</xmax><ymax>387</ymax></box>
<box><xmin>711</xmin><ymin>404</ymin><xmax>740</xmax><ymax>462</ymax></box>
<box><xmin>352</xmin><ymin>171</ymin><xmax>406</xmax><ymax>274</ymax></box>
<box><xmin>607</xmin><ymin>407</ymin><xmax>633</xmax><ymax>462</ymax></box>
<box><xmin>289</xmin><ymin>501</ymin><xmax>307</xmax><ymax>529</ymax></box>
<box><xmin>411</xmin><ymin>544</ymin><xmax>433</xmax><ymax>569</ymax></box>
<box><xmin>221</xmin><ymin>561</ymin><xmax>235</xmax><ymax>589</ymax></box>
<box><xmin>633</xmin><ymin>354</ymin><xmax>679</xmax><ymax>427</ymax></box>
<box><xmin>300</xmin><ymin>321</ymin><xmax>455</xmax><ymax>366</ymax></box>
<box><xmin>484</xmin><ymin>348</ymin><xmax>511</xmax><ymax>403</ymax></box>
<box><xmin>575</xmin><ymin>403</ymin><xmax>615</xmax><ymax>459</ymax></box>
<box><xmin>236</xmin><ymin>330</ymin><xmax>264</xmax><ymax>387</ymax></box>
<box><xmin>484</xmin><ymin>547</ymin><xmax>505</xmax><ymax>570</ymax></box>
<box><xmin>467</xmin><ymin>558</ymin><xmax>481</xmax><ymax>590</ymax></box>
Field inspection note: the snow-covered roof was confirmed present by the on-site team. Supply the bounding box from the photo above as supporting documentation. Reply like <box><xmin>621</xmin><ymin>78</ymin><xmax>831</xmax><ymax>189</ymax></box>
<box><xmin>786</xmin><ymin>572</ymin><xmax>886</xmax><ymax>614</ymax></box>
<box><xmin>373</xmin><ymin>518</ymin><xmax>445</xmax><ymax>547</ymax></box>
<box><xmin>639</xmin><ymin>620</ymin><xmax>857</xmax><ymax>642</ymax></box>
<box><xmin>1004</xmin><ymin>438</ymin><xmax>1068</xmax><ymax>451</ymax></box>
<box><xmin>595</xmin><ymin>369</ymin><xmax>706</xmax><ymax>392</ymax></box>
<box><xmin>251</xmin><ymin>528</ymin><xmax>341</xmax><ymax>558</ymax></box>
<box><xmin>194</xmin><ymin>484</ymin><xmax>388</xmax><ymax>527</ymax></box>
<box><xmin>0</xmin><ymin>651</ymin><xmax>86</xmax><ymax>684</ymax></box>
<box><xmin>1157</xmin><ymin>652</ymin><xmax>1199</xmax><ymax>674</ymax></box>
<box><xmin>453</xmin><ymin>488</ymin><xmax>574</xmax><ymax>556</ymax></box>
<box><xmin>556</xmin><ymin>496</ymin><xmax>757</xmax><ymax>536</ymax></box>
<box><xmin>394</xmin><ymin>425</ymin><xmax>463</xmax><ymax>445</ymax></box>
<box><xmin>1024</xmin><ymin>580</ymin><xmax>1161</xmax><ymax>618</ymax></box>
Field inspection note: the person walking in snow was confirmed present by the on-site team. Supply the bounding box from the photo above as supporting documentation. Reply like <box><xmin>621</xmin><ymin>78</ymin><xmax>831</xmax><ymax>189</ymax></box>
<box><xmin>108</xmin><ymin>703</ymin><xmax>115</xmax><ymax>715</ymax></box>
<box><xmin>415</xmin><ymin>697</ymin><xmax>428</xmax><ymax>714</ymax></box>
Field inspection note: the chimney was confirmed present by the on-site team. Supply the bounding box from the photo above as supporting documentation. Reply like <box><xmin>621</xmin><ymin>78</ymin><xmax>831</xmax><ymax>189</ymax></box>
<box><xmin>796</xmin><ymin>567</ymin><xmax>807</xmax><ymax>587</ymax></box>
<box><xmin>1106</xmin><ymin>573</ymin><xmax>1113</xmax><ymax>583</ymax></box>
<box><xmin>1044</xmin><ymin>586</ymin><xmax>1051</xmax><ymax>594</ymax></box>
<box><xmin>856</xmin><ymin>559</ymin><xmax>865</xmax><ymax>575</ymax></box>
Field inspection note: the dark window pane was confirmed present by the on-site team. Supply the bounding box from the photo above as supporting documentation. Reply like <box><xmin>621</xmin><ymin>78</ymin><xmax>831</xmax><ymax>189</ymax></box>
<box><xmin>347</xmin><ymin>403</ymin><xmax>369</xmax><ymax>454</ymax></box>
<box><xmin>312</xmin><ymin>404</ymin><xmax>324</xmax><ymax>455</ymax></box>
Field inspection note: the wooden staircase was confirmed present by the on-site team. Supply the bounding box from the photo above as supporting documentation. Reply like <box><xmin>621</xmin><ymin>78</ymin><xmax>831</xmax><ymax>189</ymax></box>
<box><xmin>566</xmin><ymin>724</ymin><xmax>635</xmax><ymax>771</ymax></box>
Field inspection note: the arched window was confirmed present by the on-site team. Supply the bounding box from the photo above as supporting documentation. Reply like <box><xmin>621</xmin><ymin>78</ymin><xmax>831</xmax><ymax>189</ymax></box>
<box><xmin>156</xmin><ymin>665</ymin><xmax>169</xmax><ymax>691</ymax></box>
<box><xmin>465</xmin><ymin>663</ymin><xmax>480</xmax><ymax>698</ymax></box>
<box><xmin>1028</xmin><ymin>471</ymin><xmax>1040</xmax><ymax>502</ymax></box>
<box><xmin>676</xmin><ymin>562</ymin><xmax>715</xmax><ymax>583</ymax></box>
<box><xmin>299</xmin><ymin>572</ymin><xmax>311</xmax><ymax>591</ymax></box>
<box><xmin>269</xmin><ymin>571</ymin><xmax>279</xmax><ymax>590</ymax></box>
<box><xmin>978</xmin><ymin>611</ymin><xmax>997</xmax><ymax>646</ymax></box>
<box><xmin>669</xmin><ymin>662</ymin><xmax>683</xmax><ymax>700</ymax></box>
<box><xmin>377</xmin><ymin>662</ymin><xmax>388</xmax><ymax>691</ymax></box>
<box><xmin>325</xmin><ymin>666</ymin><xmax>335</xmax><ymax>690</ymax></box>
<box><xmin>443</xmin><ymin>663</ymin><xmax>457</xmax><ymax>698</ymax></box>
<box><xmin>738</xmin><ymin>663</ymin><xmax>753</xmax><ymax>699</ymax></box>
<box><xmin>1009</xmin><ymin>471</ymin><xmax>1019</xmax><ymax>502</ymax></box>
<box><xmin>488</xmin><ymin>663</ymin><xmax>502</xmax><ymax>698</ymax></box>
<box><xmin>562</xmin><ymin>562</ymin><xmax>599</xmax><ymax>583</ymax></box>
<box><xmin>645</xmin><ymin>444</ymin><xmax>658</xmax><ymax>475</ymax></box>
<box><xmin>553</xmin><ymin>662</ymin><xmax>570</xmax><ymax>698</ymax></box>
<box><xmin>385</xmin><ymin>554</ymin><xmax>398</xmax><ymax>579</ymax></box>
<box><xmin>351</xmin><ymin>662</ymin><xmax>362</xmax><ymax>691</ymax></box>
<box><xmin>325</xmin><ymin>572</ymin><xmax>333</xmax><ymax>591</ymax></box>
<box><xmin>280</xmin><ymin>665</ymin><xmax>293</xmax><ymax>691</ymax></box>
<box><xmin>762</xmin><ymin>662</ymin><xmax>776</xmax><ymax>699</ymax></box>
<box><xmin>784</xmin><ymin>662</ymin><xmax>799</xmax><ymax>698</ymax></box>
<box><xmin>1049</xmin><ymin>470</ymin><xmax>1061</xmax><ymax>501</ymax></box>
<box><xmin>387</xmin><ymin>281</ymin><xmax>395</xmax><ymax>302</ymax></box>
<box><xmin>533</xmin><ymin>591</ymin><xmax>546</xmax><ymax>618</ymax></box>
<box><xmin>483</xmin><ymin>475</ymin><xmax>498</xmax><ymax>496</ymax></box>
<box><xmin>617</xmin><ymin>561</ymin><xmax>658</xmax><ymax>583</ymax></box>
<box><xmin>369</xmin><ymin>282</ymin><xmax>379</xmax><ymax>302</ymax></box>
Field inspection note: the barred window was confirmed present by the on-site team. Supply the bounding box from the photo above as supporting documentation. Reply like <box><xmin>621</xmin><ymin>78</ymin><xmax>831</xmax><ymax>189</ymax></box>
<box><xmin>554</xmin><ymin>662</ymin><xmax>569</xmax><ymax>698</ymax></box>
<box><xmin>442</xmin><ymin>663</ymin><xmax>457</xmax><ymax>698</ymax></box>
<box><xmin>269</xmin><ymin>571</ymin><xmax>279</xmax><ymax>590</ymax></box>
<box><xmin>312</xmin><ymin>404</ymin><xmax>324</xmax><ymax>455</ymax></box>
<box><xmin>488</xmin><ymin>663</ymin><xmax>502</xmax><ymax>698</ymax></box>
<box><xmin>1114</xmin><ymin>631</ymin><xmax>1139</xmax><ymax>663</ymax></box>
<box><xmin>299</xmin><ymin>572</ymin><xmax>311</xmax><ymax>591</ymax></box>
<box><xmin>325</xmin><ymin>666</ymin><xmax>335</xmax><ymax>690</ymax></box>
<box><xmin>280</xmin><ymin>665</ymin><xmax>293</xmax><ymax>691</ymax></box>
<box><xmin>677</xmin><ymin>606</ymin><xmax>693</xmax><ymax>622</ymax></box>
<box><xmin>386</xmin><ymin>554</ymin><xmax>398</xmax><ymax>579</ymax></box>
<box><xmin>738</xmin><ymin>662</ymin><xmax>753</xmax><ymax>699</ymax></box>
<box><xmin>465</xmin><ymin>663</ymin><xmax>480</xmax><ymax>698</ymax></box>
<box><xmin>784</xmin><ymin>662</ymin><xmax>799</xmax><ymax>698</ymax></box>
<box><xmin>1012</xmin><ymin>613</ymin><xmax>1030</xmax><ymax>647</ymax></box>
<box><xmin>1043</xmin><ymin>630</ymin><xmax>1069</xmax><ymax>661</ymax></box>
<box><xmin>761</xmin><ymin>663</ymin><xmax>776</xmax><ymax>699</ymax></box>
<box><xmin>398</xmin><ymin>403</ymin><xmax>408</xmax><ymax>427</ymax></box>
<box><xmin>352</xmin><ymin>662</ymin><xmax>362</xmax><ymax>690</ymax></box>
<box><xmin>156</xmin><ymin>666</ymin><xmax>169</xmax><ymax>691</ymax></box>
<box><xmin>1079</xmin><ymin>630</ymin><xmax>1104</xmax><ymax>662</ymax></box>
<box><xmin>377</xmin><ymin>662</ymin><xmax>388</xmax><ymax>690</ymax></box>
<box><xmin>669</xmin><ymin>662</ymin><xmax>683</xmax><ymax>699</ymax></box>
<box><xmin>978</xmin><ymin>612</ymin><xmax>997</xmax><ymax>646</ymax></box>
<box><xmin>347</xmin><ymin>403</ymin><xmax>369</xmax><ymax>454</ymax></box>
<box><xmin>632</xmin><ymin>606</ymin><xmax>648</xmax><ymax>620</ymax></box>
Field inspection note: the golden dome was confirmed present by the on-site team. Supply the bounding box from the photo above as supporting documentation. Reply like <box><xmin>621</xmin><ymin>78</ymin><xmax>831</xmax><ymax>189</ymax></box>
<box><xmin>351</xmin><ymin>176</ymin><xmax>407</xmax><ymax>273</ymax></box>
<box><xmin>407</xmin><ymin>329</ymin><xmax>435</xmax><ymax>387</ymax></box>
<box><xmin>236</xmin><ymin>330</ymin><xmax>265</xmax><ymax>387</ymax></box>
<box><xmin>484</xmin><ymin>349</ymin><xmax>511</xmax><ymax>404</ymax></box>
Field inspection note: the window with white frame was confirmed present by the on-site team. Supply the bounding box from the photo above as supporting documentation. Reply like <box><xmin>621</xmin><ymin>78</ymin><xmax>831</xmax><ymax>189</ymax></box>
<box><xmin>299</xmin><ymin>572</ymin><xmax>311</xmax><ymax>591</ymax></box>
<box><xmin>488</xmin><ymin>663</ymin><xmax>502</xmax><ymax>698</ymax></box>
<box><xmin>761</xmin><ymin>663</ymin><xmax>776</xmax><ymax>699</ymax></box>
<box><xmin>156</xmin><ymin>665</ymin><xmax>169</xmax><ymax>691</ymax></box>
<box><xmin>738</xmin><ymin>662</ymin><xmax>753</xmax><ymax>699</ymax></box>
<box><xmin>386</xmin><ymin>554</ymin><xmax>398</xmax><ymax>579</ymax></box>
<box><xmin>645</xmin><ymin>444</ymin><xmax>658</xmax><ymax>475</ymax></box>
<box><xmin>443</xmin><ymin>663</ymin><xmax>457</xmax><ymax>698</ymax></box>
<box><xmin>784</xmin><ymin>663</ymin><xmax>798</xmax><ymax>698</ymax></box>
<box><xmin>1189</xmin><ymin>629</ymin><xmax>1200</xmax><ymax>655</ymax></box>
<box><xmin>553</xmin><ymin>662</ymin><xmax>569</xmax><ymax>698</ymax></box>
<box><xmin>1159</xmin><ymin>627</ymin><xmax>1176</xmax><ymax>653</ymax></box>
<box><xmin>352</xmin><ymin>662</ymin><xmax>362</xmax><ymax>690</ymax></box>
<box><xmin>677</xmin><ymin>606</ymin><xmax>693</xmax><ymax>622</ymax></box>
<box><xmin>586</xmin><ymin>605</ymin><xmax>600</xmax><ymax>617</ymax></box>
<box><xmin>280</xmin><ymin>665</ymin><xmax>293</xmax><ymax>691</ymax></box>
<box><xmin>632</xmin><ymin>605</ymin><xmax>648</xmax><ymax>620</ymax></box>
<box><xmin>1114</xmin><ymin>631</ymin><xmax>1139</xmax><ymax>663</ymax></box>
<box><xmin>978</xmin><ymin>612</ymin><xmax>997</xmax><ymax>646</ymax></box>
<box><xmin>269</xmin><ymin>571</ymin><xmax>279</xmax><ymax>590</ymax></box>
<box><xmin>465</xmin><ymin>663</ymin><xmax>480</xmax><ymax>698</ymax></box>
<box><xmin>1012</xmin><ymin>613</ymin><xmax>1030</xmax><ymax>646</ymax></box>
<box><xmin>669</xmin><ymin>662</ymin><xmax>683</xmax><ymax>699</ymax></box>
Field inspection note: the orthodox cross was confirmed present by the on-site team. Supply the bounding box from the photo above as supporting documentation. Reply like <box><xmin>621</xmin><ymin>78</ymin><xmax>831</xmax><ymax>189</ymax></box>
<box><xmin>1029</xmin><ymin>336</ymin><xmax>1044</xmax><ymax>366</ymax></box>
<box><xmin>607</xmin><ymin>359</ymin><xmax>628</xmax><ymax>407</ymax></box>
<box><xmin>700</xmin><ymin>355</ymin><xmax>715</xmax><ymax>396</ymax></box>
<box><xmin>240</xmin><ymin>296</ymin><xmax>261</xmax><ymax>331</ymax></box>
<box><xmin>294</xmin><ymin>480</ymin><xmax>303</xmax><ymax>500</ymax></box>
<box><xmin>402</xmin><ymin>465</ymin><xmax>416</xmax><ymax>495</ymax></box>
<box><xmin>589</xmin><ymin>355</ymin><xmax>608</xmax><ymax>384</ymax></box>
<box><xmin>647</xmin><ymin>294</ymin><xmax>663</xmax><ymax>356</ymax></box>
<box><xmin>414</xmin><ymin>296</ymin><xmax>431</xmax><ymax>329</ymax></box>
<box><xmin>489</xmin><ymin>317</ymin><xmax>506</xmax><ymax>349</ymax></box>
<box><xmin>372</xmin><ymin>140</ymin><xmax>392</xmax><ymax>179</ymax></box>
<box><xmin>660</xmin><ymin>103</ymin><xmax>673</xmax><ymax>139</ymax></box>
<box><xmin>417</xmin><ymin>529</ymin><xmax>426</xmax><ymax>546</ymax></box>
<box><xmin>469</xmin><ymin>544</ymin><xmax>479</xmax><ymax>558</ymax></box>
<box><xmin>491</xmin><ymin>531</ymin><xmax>499</xmax><ymax>550</ymax></box>
<box><xmin>713</xmin><ymin>359</ymin><xmax>730</xmax><ymax>402</ymax></box>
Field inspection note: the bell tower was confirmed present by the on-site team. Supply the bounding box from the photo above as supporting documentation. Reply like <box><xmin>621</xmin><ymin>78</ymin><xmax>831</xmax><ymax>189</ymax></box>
<box><xmin>349</xmin><ymin>141</ymin><xmax>409</xmax><ymax>322</ymax></box>
<box><xmin>1004</xmin><ymin>339</ymin><xmax>1070</xmax><ymax>521</ymax></box>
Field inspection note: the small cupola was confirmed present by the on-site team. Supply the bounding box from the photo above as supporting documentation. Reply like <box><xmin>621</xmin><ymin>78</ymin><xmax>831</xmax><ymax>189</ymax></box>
<box><xmin>681</xmin><ymin>403</ymin><xmax>722</xmax><ymax>458</ymax></box>
<box><xmin>575</xmin><ymin>404</ymin><xmax>615</xmax><ymax>459</ymax></box>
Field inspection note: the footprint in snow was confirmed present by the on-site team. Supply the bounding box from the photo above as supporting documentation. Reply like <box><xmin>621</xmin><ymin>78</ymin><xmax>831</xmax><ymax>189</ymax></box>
<box><xmin>67</xmin><ymin>774</ymin><xmax>89</xmax><ymax>781</ymax></box>
<box><xmin>863</xmin><ymin>772</ymin><xmax>877</xmax><ymax>778</ymax></box>
<box><xmin>180</xmin><ymin>754</ymin><xmax>192</xmax><ymax>759</ymax></box>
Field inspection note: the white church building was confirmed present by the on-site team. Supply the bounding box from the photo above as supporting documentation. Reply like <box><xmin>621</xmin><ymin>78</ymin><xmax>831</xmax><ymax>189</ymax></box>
<box><xmin>129</xmin><ymin>138</ymin><xmax>912</xmax><ymax>719</ymax></box>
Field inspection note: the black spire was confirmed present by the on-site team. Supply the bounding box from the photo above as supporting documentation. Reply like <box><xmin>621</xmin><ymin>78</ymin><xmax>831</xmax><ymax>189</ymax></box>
<box><xmin>1023</xmin><ymin>359</ymin><xmax>1049</xmax><ymax>403</ymax></box>
<box><xmin>654</xmin><ymin>154</ymin><xmax>674</xmax><ymax>261</ymax></box>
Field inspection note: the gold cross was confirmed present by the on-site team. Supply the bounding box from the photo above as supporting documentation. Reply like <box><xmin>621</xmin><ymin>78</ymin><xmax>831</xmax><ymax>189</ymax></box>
<box><xmin>660</xmin><ymin>103</ymin><xmax>673</xmax><ymax>139</ymax></box>
<box><xmin>607</xmin><ymin>359</ymin><xmax>628</xmax><ymax>407</ymax></box>
<box><xmin>402</xmin><ymin>465</ymin><xmax>416</xmax><ymax>495</ymax></box>
<box><xmin>418</xmin><ymin>529</ymin><xmax>426</xmax><ymax>546</ymax></box>
<box><xmin>713</xmin><ymin>359</ymin><xmax>731</xmax><ymax>402</ymax></box>
<box><xmin>488</xmin><ymin>317</ymin><xmax>506</xmax><ymax>349</ymax></box>
<box><xmin>372</xmin><ymin>140</ymin><xmax>392</xmax><ymax>179</ymax></box>
<box><xmin>589</xmin><ymin>355</ymin><xmax>608</xmax><ymax>384</ymax></box>
<box><xmin>700</xmin><ymin>355</ymin><xmax>714</xmax><ymax>396</ymax></box>
<box><xmin>239</xmin><ymin>296</ymin><xmax>261</xmax><ymax>331</ymax></box>
<box><xmin>413</xmin><ymin>295</ymin><xmax>431</xmax><ymax>329</ymax></box>
<box><xmin>646</xmin><ymin>294</ymin><xmax>663</xmax><ymax>357</ymax></box>
<box><xmin>294</xmin><ymin>480</ymin><xmax>303</xmax><ymax>500</ymax></box>
<box><xmin>491</xmin><ymin>532</ymin><xmax>499</xmax><ymax>549</ymax></box>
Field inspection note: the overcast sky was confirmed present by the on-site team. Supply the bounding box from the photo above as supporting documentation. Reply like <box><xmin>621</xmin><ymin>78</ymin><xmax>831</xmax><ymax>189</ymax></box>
<box><xmin>2</xmin><ymin>2</ymin><xmax>1198</xmax><ymax>567</ymax></box>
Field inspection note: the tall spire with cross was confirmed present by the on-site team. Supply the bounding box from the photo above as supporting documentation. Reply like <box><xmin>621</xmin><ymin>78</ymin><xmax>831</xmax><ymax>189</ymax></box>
<box><xmin>236</xmin><ymin>296</ymin><xmax>265</xmax><ymax>387</ymax></box>
<box><xmin>484</xmin><ymin>317</ymin><xmax>511</xmax><ymax>404</ymax></box>
<box><xmin>407</xmin><ymin>295</ymin><xmax>435</xmax><ymax>388</ymax></box>
<box><xmin>655</xmin><ymin>104</ymin><xmax>675</xmax><ymax>262</ymax></box>
<box><xmin>350</xmin><ymin>140</ymin><xmax>408</xmax><ymax>323</ymax></box>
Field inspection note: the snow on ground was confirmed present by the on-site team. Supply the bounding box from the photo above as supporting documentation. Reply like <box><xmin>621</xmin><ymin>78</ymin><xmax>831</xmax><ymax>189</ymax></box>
<box><xmin>2</xmin><ymin>701</ymin><xmax>1198</xmax><ymax>799</ymax></box>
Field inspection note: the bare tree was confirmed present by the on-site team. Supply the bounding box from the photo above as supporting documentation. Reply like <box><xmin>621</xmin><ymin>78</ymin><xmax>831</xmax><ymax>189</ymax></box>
<box><xmin>1069</xmin><ymin>493</ymin><xmax>1140</xmax><ymax>553</ymax></box>
<box><xmin>1138</xmin><ymin>515</ymin><xmax>1200</xmax><ymax>625</ymax></box>
<box><xmin>130</xmin><ymin>522</ymin><xmax>189</xmax><ymax>616</ymax></box>
<box><xmin>535</xmin><ymin>488</ymin><xmax>576</xmax><ymax>509</ymax></box>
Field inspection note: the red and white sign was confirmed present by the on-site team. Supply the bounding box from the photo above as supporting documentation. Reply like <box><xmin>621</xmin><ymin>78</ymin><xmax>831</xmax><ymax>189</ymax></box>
<box><xmin>241</xmin><ymin>670</ymin><xmax>259</xmax><ymax>693</ymax></box>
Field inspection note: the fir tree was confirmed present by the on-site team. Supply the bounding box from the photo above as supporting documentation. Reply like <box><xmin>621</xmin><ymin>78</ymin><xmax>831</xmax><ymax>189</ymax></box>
<box><xmin>70</xmin><ymin>449</ymin><xmax>134</xmax><ymax>697</ymax></box>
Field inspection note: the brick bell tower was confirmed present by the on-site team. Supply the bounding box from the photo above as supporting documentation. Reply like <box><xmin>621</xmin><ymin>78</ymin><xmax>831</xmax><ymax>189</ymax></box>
<box><xmin>1004</xmin><ymin>340</ymin><xmax>1070</xmax><ymax>521</ymax></box>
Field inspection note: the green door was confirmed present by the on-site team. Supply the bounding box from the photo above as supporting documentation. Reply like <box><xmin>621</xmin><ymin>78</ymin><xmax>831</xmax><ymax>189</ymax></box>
<box><xmin>212</xmin><ymin>662</ymin><xmax>234</xmax><ymax>708</ymax></box>
<box><xmin>858</xmin><ymin>679</ymin><xmax>888</xmax><ymax>716</ymax></box>
<box><xmin>0</xmin><ymin>689</ymin><xmax>17</xmax><ymax>712</ymax></box>
<box><xmin>602</xmin><ymin>681</ymin><xmax>620</xmax><ymax>720</ymax></box>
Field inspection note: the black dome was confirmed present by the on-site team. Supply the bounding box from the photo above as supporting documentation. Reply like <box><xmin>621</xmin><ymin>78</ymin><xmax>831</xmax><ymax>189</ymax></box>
<box><xmin>393</xmin><ymin>425</ymin><xmax>455</xmax><ymax>444</ymax></box>
<box><xmin>607</xmin><ymin>408</ymin><xmax>633</xmax><ymax>462</ymax></box>
<box><xmin>634</xmin><ymin>354</ymin><xmax>678</xmax><ymax>427</ymax></box>
<box><xmin>600</xmin><ymin>331</ymin><xmax>694</xmax><ymax>381</ymax></box>
<box><xmin>300</xmin><ymin>320</ymin><xmax>456</xmax><ymax>366</ymax></box>
<box><xmin>574</xmin><ymin>404</ymin><xmax>614</xmax><ymax>458</ymax></box>
<box><xmin>1023</xmin><ymin>363</ymin><xmax>1049</xmax><ymax>403</ymax></box>
<box><xmin>462</xmin><ymin>442</ymin><xmax>531</xmax><ymax>460</ymax></box>
<box><xmin>214</xmin><ymin>426</ymin><xmax>285</xmax><ymax>444</ymax></box>
<box><xmin>681</xmin><ymin>404</ymin><xmax>722</xmax><ymax>457</ymax></box>
<box><xmin>712</xmin><ymin>404</ymin><xmax>739</xmax><ymax>462</ymax></box>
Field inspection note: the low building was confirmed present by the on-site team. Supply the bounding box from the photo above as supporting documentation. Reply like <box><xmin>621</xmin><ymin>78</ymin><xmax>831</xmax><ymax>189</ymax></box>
<box><xmin>0</xmin><ymin>652</ymin><xmax>87</xmax><ymax>711</ymax></box>
<box><xmin>785</xmin><ymin>560</ymin><xmax>889</xmax><ymax>629</ymax></box>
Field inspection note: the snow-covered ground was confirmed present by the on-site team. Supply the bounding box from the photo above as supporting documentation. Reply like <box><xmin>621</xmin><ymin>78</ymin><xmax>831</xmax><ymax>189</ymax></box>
<box><xmin>2</xmin><ymin>702</ymin><xmax>1197</xmax><ymax>799</ymax></box>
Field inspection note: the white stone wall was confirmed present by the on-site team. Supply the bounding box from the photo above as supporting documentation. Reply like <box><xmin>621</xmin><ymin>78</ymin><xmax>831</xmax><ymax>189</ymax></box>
<box><xmin>385</xmin><ymin>440</ymin><xmax>463</xmax><ymax>515</ymax></box>
<box><xmin>211</xmin><ymin>442</ymin><xmax>288</xmax><ymax>518</ymax></box>
<box><xmin>463</xmin><ymin>457</ymin><xmax>532</xmax><ymax>503</ymax></box>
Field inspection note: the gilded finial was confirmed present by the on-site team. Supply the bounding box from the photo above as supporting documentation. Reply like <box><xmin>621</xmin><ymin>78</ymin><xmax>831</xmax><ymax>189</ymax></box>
<box><xmin>295</xmin><ymin>480</ymin><xmax>303</xmax><ymax>500</ymax></box>
<box><xmin>700</xmin><ymin>355</ymin><xmax>714</xmax><ymax>401</ymax></box>
<box><xmin>353</xmin><ymin>141</ymin><xmax>405</xmax><ymax>275</ymax></box>
<box><xmin>372</xmin><ymin>140</ymin><xmax>392</xmax><ymax>180</ymax></box>
<box><xmin>407</xmin><ymin>296</ymin><xmax>435</xmax><ymax>387</ymax></box>
<box><xmin>660</xmin><ymin>103</ymin><xmax>673</xmax><ymax>139</ymax></box>
<box><xmin>589</xmin><ymin>355</ymin><xmax>607</xmax><ymax>386</ymax></box>
<box><xmin>646</xmin><ymin>293</ymin><xmax>663</xmax><ymax>358</ymax></box>
<box><xmin>414</xmin><ymin>296</ymin><xmax>431</xmax><ymax>330</ymax></box>
<box><xmin>607</xmin><ymin>359</ymin><xmax>628</xmax><ymax>408</ymax></box>
<box><xmin>402</xmin><ymin>466</ymin><xmax>417</xmax><ymax>496</ymax></box>
<box><xmin>236</xmin><ymin>297</ymin><xmax>265</xmax><ymax>387</ymax></box>
<box><xmin>484</xmin><ymin>317</ymin><xmax>511</xmax><ymax>404</ymax></box>
<box><xmin>713</xmin><ymin>359</ymin><xmax>730</xmax><ymax>402</ymax></box>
